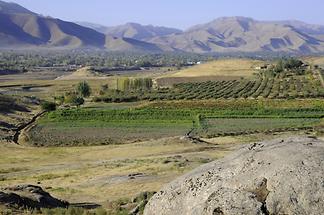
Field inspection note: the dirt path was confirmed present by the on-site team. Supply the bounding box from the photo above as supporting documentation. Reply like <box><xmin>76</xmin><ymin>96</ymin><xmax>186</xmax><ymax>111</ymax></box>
<box><xmin>12</xmin><ymin>111</ymin><xmax>45</xmax><ymax>144</ymax></box>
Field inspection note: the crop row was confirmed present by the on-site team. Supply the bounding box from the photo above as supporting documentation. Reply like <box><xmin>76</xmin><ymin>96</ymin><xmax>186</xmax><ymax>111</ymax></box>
<box><xmin>172</xmin><ymin>72</ymin><xmax>324</xmax><ymax>100</ymax></box>
<box><xmin>45</xmin><ymin>106</ymin><xmax>324</xmax><ymax>124</ymax></box>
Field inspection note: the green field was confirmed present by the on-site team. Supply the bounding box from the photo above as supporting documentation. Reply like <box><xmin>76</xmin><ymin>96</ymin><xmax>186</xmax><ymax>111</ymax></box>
<box><xmin>25</xmin><ymin>99</ymin><xmax>324</xmax><ymax>146</ymax></box>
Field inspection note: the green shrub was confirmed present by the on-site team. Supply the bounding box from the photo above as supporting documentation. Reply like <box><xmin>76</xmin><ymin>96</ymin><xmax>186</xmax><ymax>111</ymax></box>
<box><xmin>64</xmin><ymin>93</ymin><xmax>84</xmax><ymax>107</ymax></box>
<box><xmin>72</xmin><ymin>97</ymin><xmax>85</xmax><ymax>107</ymax></box>
<box><xmin>41</xmin><ymin>101</ymin><xmax>56</xmax><ymax>112</ymax></box>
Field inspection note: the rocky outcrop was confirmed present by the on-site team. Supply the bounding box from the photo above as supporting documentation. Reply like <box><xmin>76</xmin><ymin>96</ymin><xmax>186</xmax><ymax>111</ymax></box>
<box><xmin>144</xmin><ymin>137</ymin><xmax>324</xmax><ymax>215</ymax></box>
<box><xmin>0</xmin><ymin>185</ymin><xmax>69</xmax><ymax>209</ymax></box>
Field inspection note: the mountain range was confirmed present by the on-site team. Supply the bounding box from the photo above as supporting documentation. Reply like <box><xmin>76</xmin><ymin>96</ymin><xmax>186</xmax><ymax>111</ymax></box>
<box><xmin>1</xmin><ymin>0</ymin><xmax>324</xmax><ymax>54</ymax></box>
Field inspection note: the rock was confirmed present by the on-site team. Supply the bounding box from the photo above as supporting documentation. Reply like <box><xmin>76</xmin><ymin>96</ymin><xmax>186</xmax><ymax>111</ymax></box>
<box><xmin>0</xmin><ymin>184</ymin><xmax>69</xmax><ymax>209</ymax></box>
<box><xmin>144</xmin><ymin>137</ymin><xmax>324</xmax><ymax>215</ymax></box>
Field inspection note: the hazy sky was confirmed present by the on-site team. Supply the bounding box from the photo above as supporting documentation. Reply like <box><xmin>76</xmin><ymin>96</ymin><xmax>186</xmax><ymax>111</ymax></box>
<box><xmin>6</xmin><ymin>0</ymin><xmax>324</xmax><ymax>29</ymax></box>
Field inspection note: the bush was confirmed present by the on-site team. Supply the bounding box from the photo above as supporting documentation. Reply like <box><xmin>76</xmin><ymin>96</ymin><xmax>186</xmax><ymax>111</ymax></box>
<box><xmin>70</xmin><ymin>96</ymin><xmax>84</xmax><ymax>107</ymax></box>
<box><xmin>64</xmin><ymin>93</ymin><xmax>85</xmax><ymax>107</ymax></box>
<box><xmin>41</xmin><ymin>101</ymin><xmax>56</xmax><ymax>112</ymax></box>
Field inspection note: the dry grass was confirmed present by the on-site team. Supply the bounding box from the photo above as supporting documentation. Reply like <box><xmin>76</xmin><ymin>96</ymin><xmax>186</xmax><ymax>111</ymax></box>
<box><xmin>0</xmin><ymin>136</ymin><xmax>248</xmax><ymax>204</ymax></box>
<box><xmin>0</xmin><ymin>78</ymin><xmax>116</xmax><ymax>100</ymax></box>
<box><xmin>0</xmin><ymin>131</ymin><xmax>311</xmax><ymax>205</ymax></box>
<box><xmin>166</xmin><ymin>59</ymin><xmax>265</xmax><ymax>78</ymax></box>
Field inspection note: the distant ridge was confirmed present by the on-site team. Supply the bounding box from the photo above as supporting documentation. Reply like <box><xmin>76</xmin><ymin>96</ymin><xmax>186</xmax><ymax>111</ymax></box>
<box><xmin>0</xmin><ymin>0</ymin><xmax>36</xmax><ymax>15</ymax></box>
<box><xmin>0</xmin><ymin>0</ymin><xmax>162</xmax><ymax>51</ymax></box>
<box><xmin>1</xmin><ymin>0</ymin><xmax>324</xmax><ymax>54</ymax></box>
<box><xmin>103</xmin><ymin>23</ymin><xmax>182</xmax><ymax>40</ymax></box>
<box><xmin>77</xmin><ymin>22</ymin><xmax>182</xmax><ymax>41</ymax></box>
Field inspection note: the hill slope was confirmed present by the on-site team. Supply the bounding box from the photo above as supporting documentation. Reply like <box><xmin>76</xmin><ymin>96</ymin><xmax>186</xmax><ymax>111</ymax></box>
<box><xmin>0</xmin><ymin>12</ymin><xmax>106</xmax><ymax>48</ymax></box>
<box><xmin>0</xmin><ymin>0</ymin><xmax>35</xmax><ymax>15</ymax></box>
<box><xmin>149</xmin><ymin>17</ymin><xmax>324</xmax><ymax>54</ymax></box>
<box><xmin>2</xmin><ymin>0</ymin><xmax>324</xmax><ymax>54</ymax></box>
<box><xmin>104</xmin><ymin>22</ymin><xmax>182</xmax><ymax>40</ymax></box>
<box><xmin>77</xmin><ymin>22</ymin><xmax>182</xmax><ymax>41</ymax></box>
<box><xmin>0</xmin><ymin>0</ymin><xmax>163</xmax><ymax>51</ymax></box>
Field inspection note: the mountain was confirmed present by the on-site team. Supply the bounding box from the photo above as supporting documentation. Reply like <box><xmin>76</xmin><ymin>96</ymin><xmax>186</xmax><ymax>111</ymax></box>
<box><xmin>0</xmin><ymin>0</ymin><xmax>162</xmax><ymax>51</ymax></box>
<box><xmin>103</xmin><ymin>23</ymin><xmax>182</xmax><ymax>40</ymax></box>
<box><xmin>149</xmin><ymin>17</ymin><xmax>324</xmax><ymax>53</ymax></box>
<box><xmin>0</xmin><ymin>11</ymin><xmax>106</xmax><ymax>48</ymax></box>
<box><xmin>0</xmin><ymin>0</ymin><xmax>35</xmax><ymax>15</ymax></box>
<box><xmin>77</xmin><ymin>22</ymin><xmax>182</xmax><ymax>41</ymax></box>
<box><xmin>75</xmin><ymin>21</ymin><xmax>109</xmax><ymax>34</ymax></box>
<box><xmin>104</xmin><ymin>35</ymin><xmax>169</xmax><ymax>52</ymax></box>
<box><xmin>1</xmin><ymin>0</ymin><xmax>324</xmax><ymax>54</ymax></box>
<box><xmin>271</xmin><ymin>20</ymin><xmax>324</xmax><ymax>35</ymax></box>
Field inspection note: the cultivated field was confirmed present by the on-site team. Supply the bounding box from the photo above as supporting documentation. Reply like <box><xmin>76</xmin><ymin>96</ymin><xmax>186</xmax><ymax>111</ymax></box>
<box><xmin>197</xmin><ymin>118</ymin><xmax>321</xmax><ymax>137</ymax></box>
<box><xmin>172</xmin><ymin>72</ymin><xmax>323</xmax><ymax>99</ymax></box>
<box><xmin>22</xmin><ymin>99</ymin><xmax>324</xmax><ymax>146</ymax></box>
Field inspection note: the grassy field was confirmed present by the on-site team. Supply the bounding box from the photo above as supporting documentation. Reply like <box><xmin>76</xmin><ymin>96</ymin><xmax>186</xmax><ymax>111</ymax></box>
<box><xmin>0</xmin><ymin>135</ymin><xmax>253</xmax><ymax>203</ymax></box>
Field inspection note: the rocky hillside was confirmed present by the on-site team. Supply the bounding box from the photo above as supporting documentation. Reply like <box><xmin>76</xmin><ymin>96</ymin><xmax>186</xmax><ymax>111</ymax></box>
<box><xmin>0</xmin><ymin>0</ymin><xmax>35</xmax><ymax>15</ymax></box>
<box><xmin>149</xmin><ymin>17</ymin><xmax>324</xmax><ymax>53</ymax></box>
<box><xmin>103</xmin><ymin>22</ymin><xmax>182</xmax><ymax>40</ymax></box>
<box><xmin>0</xmin><ymin>12</ymin><xmax>106</xmax><ymax>48</ymax></box>
<box><xmin>0</xmin><ymin>0</ymin><xmax>162</xmax><ymax>51</ymax></box>
<box><xmin>145</xmin><ymin>136</ymin><xmax>324</xmax><ymax>215</ymax></box>
<box><xmin>2</xmin><ymin>0</ymin><xmax>324</xmax><ymax>54</ymax></box>
<box><xmin>78</xmin><ymin>22</ymin><xmax>182</xmax><ymax>41</ymax></box>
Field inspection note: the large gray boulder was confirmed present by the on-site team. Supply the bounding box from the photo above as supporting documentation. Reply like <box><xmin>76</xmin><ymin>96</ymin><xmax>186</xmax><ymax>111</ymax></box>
<box><xmin>144</xmin><ymin>137</ymin><xmax>324</xmax><ymax>215</ymax></box>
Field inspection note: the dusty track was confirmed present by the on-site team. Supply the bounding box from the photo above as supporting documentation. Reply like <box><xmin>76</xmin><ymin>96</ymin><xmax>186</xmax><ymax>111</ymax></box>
<box><xmin>12</xmin><ymin>111</ymin><xmax>45</xmax><ymax>144</ymax></box>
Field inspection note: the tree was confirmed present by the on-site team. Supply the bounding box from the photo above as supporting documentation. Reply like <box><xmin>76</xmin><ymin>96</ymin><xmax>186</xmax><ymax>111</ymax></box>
<box><xmin>77</xmin><ymin>81</ymin><xmax>91</xmax><ymax>97</ymax></box>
